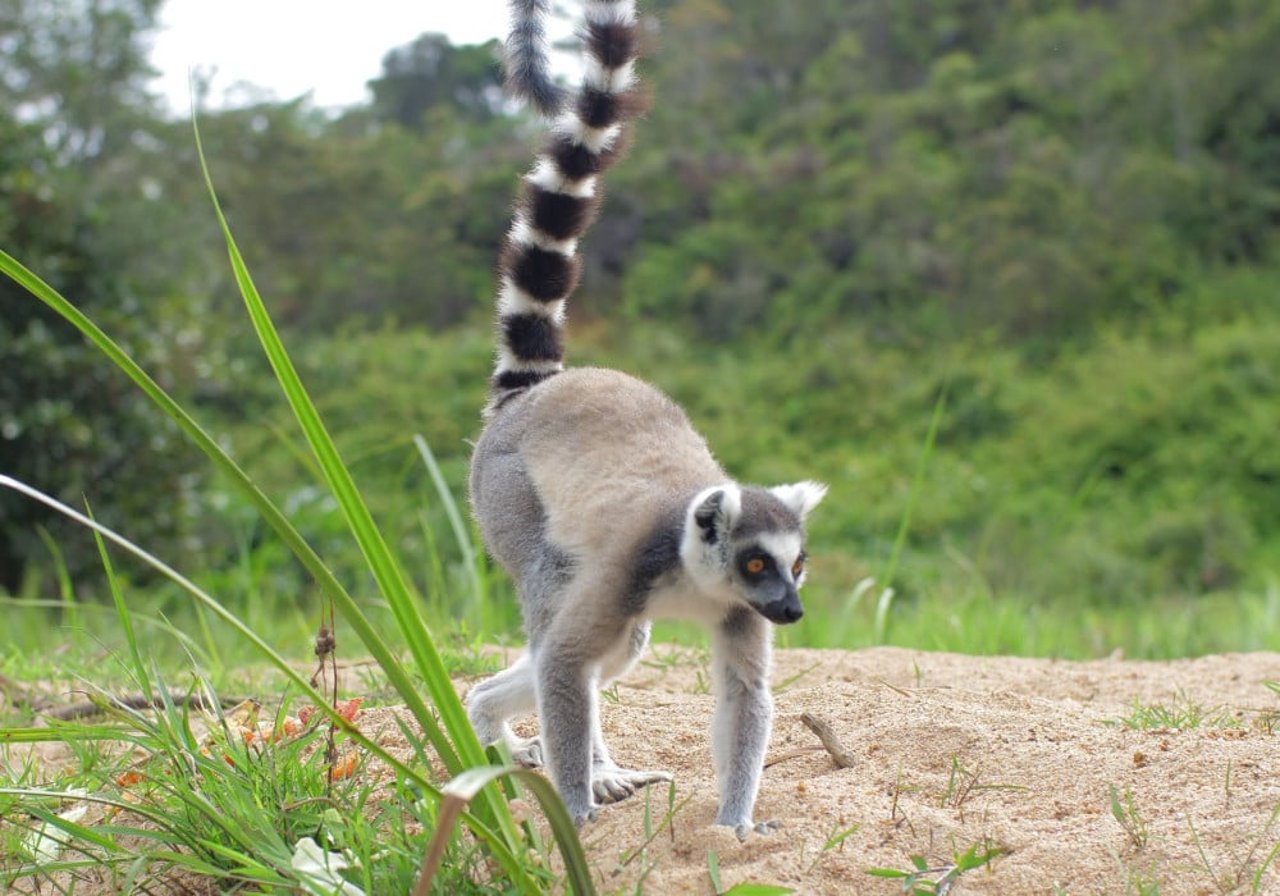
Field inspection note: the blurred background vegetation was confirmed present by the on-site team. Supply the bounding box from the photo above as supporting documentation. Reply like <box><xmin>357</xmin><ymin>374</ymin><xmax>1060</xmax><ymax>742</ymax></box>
<box><xmin>2</xmin><ymin>0</ymin><xmax>1278</xmax><ymax>662</ymax></box>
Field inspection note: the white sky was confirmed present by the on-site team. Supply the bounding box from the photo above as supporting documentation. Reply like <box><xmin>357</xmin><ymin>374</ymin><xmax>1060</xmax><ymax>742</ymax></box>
<box><xmin>150</xmin><ymin>1</ymin><xmax>574</xmax><ymax>113</ymax></box>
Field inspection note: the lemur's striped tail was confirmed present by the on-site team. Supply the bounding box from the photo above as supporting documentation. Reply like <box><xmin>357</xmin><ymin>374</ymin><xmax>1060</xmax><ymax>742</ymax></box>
<box><xmin>504</xmin><ymin>0</ymin><xmax>566</xmax><ymax>116</ymax></box>
<box><xmin>489</xmin><ymin>0</ymin><xmax>645</xmax><ymax>410</ymax></box>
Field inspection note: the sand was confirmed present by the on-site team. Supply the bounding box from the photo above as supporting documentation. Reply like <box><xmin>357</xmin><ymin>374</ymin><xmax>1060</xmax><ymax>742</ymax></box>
<box><xmin>514</xmin><ymin>645</ymin><xmax>1280</xmax><ymax>895</ymax></box>
<box><xmin>9</xmin><ymin>646</ymin><xmax>1280</xmax><ymax>894</ymax></box>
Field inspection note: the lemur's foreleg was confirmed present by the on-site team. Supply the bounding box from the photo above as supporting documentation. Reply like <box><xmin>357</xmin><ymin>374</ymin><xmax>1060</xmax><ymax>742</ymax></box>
<box><xmin>710</xmin><ymin>607</ymin><xmax>777</xmax><ymax>838</ymax></box>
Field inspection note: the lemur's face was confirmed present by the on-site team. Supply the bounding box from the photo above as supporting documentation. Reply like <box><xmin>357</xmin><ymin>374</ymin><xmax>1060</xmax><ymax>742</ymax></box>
<box><xmin>731</xmin><ymin>530</ymin><xmax>806</xmax><ymax>625</ymax></box>
<box><xmin>680</xmin><ymin>483</ymin><xmax>829</xmax><ymax>622</ymax></box>
<box><xmin>681</xmin><ymin>482</ymin><xmax>825</xmax><ymax>625</ymax></box>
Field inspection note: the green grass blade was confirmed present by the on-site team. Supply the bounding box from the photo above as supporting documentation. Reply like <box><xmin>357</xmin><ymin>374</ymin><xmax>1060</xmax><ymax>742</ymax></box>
<box><xmin>0</xmin><ymin>725</ymin><xmax>131</xmax><ymax>745</ymax></box>
<box><xmin>87</xmin><ymin>499</ymin><xmax>151</xmax><ymax>696</ymax></box>
<box><xmin>34</xmin><ymin>525</ymin><xmax>78</xmax><ymax>630</ymax></box>
<box><xmin>0</xmin><ymin>132</ymin><xmax>550</xmax><ymax>894</ymax></box>
<box><xmin>190</xmin><ymin>119</ymin><xmax>532</xmax><ymax>865</ymax></box>
<box><xmin>707</xmin><ymin>849</ymin><xmax>724</xmax><ymax>892</ymax></box>
<box><xmin>418</xmin><ymin>765</ymin><xmax>595</xmax><ymax>896</ymax></box>
<box><xmin>0</xmin><ymin>476</ymin><xmax>432</xmax><ymax>797</ymax></box>
<box><xmin>0</xmin><ymin>249</ymin><xmax>445</xmax><ymax>757</ymax></box>
<box><xmin>192</xmin><ymin>122</ymin><xmax>473</xmax><ymax>768</ymax></box>
<box><xmin>413</xmin><ymin>434</ymin><xmax>485</xmax><ymax>604</ymax></box>
<box><xmin>876</xmin><ymin>388</ymin><xmax>947</xmax><ymax>641</ymax></box>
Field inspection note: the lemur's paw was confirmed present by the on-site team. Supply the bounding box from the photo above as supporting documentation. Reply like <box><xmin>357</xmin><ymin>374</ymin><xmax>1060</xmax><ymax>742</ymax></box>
<box><xmin>571</xmin><ymin>806</ymin><xmax>598</xmax><ymax>828</ymax></box>
<box><xmin>591</xmin><ymin>767</ymin><xmax>674</xmax><ymax>805</ymax></box>
<box><xmin>732</xmin><ymin>820</ymin><xmax>780</xmax><ymax>841</ymax></box>
<box><xmin>509</xmin><ymin>736</ymin><xmax>543</xmax><ymax>768</ymax></box>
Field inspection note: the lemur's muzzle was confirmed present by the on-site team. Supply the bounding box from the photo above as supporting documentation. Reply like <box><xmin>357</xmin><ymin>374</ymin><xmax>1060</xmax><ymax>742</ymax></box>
<box><xmin>757</xmin><ymin>588</ymin><xmax>804</xmax><ymax>625</ymax></box>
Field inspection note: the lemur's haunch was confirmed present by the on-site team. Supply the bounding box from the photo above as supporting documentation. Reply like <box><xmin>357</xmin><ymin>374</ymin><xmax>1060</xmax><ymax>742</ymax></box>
<box><xmin>466</xmin><ymin>0</ymin><xmax>826</xmax><ymax>836</ymax></box>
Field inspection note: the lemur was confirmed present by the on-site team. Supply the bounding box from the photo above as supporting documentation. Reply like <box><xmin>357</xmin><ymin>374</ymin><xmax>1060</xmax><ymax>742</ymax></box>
<box><xmin>466</xmin><ymin>0</ymin><xmax>826</xmax><ymax>836</ymax></box>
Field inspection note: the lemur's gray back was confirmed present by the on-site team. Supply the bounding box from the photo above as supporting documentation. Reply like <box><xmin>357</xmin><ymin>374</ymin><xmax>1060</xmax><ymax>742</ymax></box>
<box><xmin>488</xmin><ymin>0</ymin><xmax>646</xmax><ymax>413</ymax></box>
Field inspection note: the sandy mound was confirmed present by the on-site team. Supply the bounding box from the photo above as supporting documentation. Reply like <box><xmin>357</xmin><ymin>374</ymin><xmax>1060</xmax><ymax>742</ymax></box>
<box><xmin>493</xmin><ymin>646</ymin><xmax>1280</xmax><ymax>894</ymax></box>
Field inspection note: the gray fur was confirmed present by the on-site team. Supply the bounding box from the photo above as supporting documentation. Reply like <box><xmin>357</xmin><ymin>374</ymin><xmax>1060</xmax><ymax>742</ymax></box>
<box><xmin>735</xmin><ymin>487</ymin><xmax>802</xmax><ymax>537</ymax></box>
<box><xmin>467</xmin><ymin>369</ymin><xmax>825</xmax><ymax>830</ymax></box>
<box><xmin>711</xmin><ymin>607</ymin><xmax>774</xmax><ymax>835</ymax></box>
<box><xmin>467</xmin><ymin>0</ymin><xmax>825</xmax><ymax>837</ymax></box>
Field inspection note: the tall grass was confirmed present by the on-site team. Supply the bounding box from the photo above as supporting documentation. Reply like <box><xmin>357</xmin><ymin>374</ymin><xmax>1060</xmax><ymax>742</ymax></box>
<box><xmin>0</xmin><ymin>125</ymin><xmax>593</xmax><ymax>892</ymax></box>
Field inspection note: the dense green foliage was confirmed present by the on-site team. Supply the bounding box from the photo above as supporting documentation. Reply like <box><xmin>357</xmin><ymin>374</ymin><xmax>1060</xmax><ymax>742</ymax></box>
<box><xmin>2</xmin><ymin>0</ymin><xmax>1278</xmax><ymax>657</ymax></box>
<box><xmin>0</xmin><ymin>0</ymin><xmax>211</xmax><ymax>589</ymax></box>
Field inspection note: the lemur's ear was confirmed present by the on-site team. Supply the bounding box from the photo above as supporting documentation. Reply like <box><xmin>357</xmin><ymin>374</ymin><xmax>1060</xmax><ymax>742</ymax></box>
<box><xmin>692</xmin><ymin>484</ymin><xmax>742</xmax><ymax>545</ymax></box>
<box><xmin>770</xmin><ymin>481</ymin><xmax>828</xmax><ymax>520</ymax></box>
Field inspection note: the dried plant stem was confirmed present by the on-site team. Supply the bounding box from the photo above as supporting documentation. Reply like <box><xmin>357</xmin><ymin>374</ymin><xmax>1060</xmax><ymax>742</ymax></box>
<box><xmin>800</xmin><ymin>713</ymin><xmax>858</xmax><ymax>769</ymax></box>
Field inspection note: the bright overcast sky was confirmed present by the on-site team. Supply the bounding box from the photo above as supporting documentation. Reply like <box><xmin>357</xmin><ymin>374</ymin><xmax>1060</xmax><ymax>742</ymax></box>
<box><xmin>150</xmin><ymin>1</ymin><xmax>575</xmax><ymax>113</ymax></box>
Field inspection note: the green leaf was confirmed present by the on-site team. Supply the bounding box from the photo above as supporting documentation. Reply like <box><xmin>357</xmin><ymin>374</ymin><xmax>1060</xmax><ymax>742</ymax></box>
<box><xmin>707</xmin><ymin>849</ymin><xmax>723</xmax><ymax>891</ymax></box>
<box><xmin>419</xmin><ymin>765</ymin><xmax>593</xmax><ymax>896</ymax></box>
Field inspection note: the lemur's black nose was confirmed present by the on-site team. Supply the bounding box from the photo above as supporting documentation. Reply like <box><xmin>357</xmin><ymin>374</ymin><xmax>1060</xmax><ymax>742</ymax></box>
<box><xmin>759</xmin><ymin>593</ymin><xmax>804</xmax><ymax>625</ymax></box>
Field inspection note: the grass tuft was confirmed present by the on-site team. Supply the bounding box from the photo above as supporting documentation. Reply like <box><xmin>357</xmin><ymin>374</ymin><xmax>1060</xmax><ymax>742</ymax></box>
<box><xmin>0</xmin><ymin>123</ymin><xmax>592</xmax><ymax>891</ymax></box>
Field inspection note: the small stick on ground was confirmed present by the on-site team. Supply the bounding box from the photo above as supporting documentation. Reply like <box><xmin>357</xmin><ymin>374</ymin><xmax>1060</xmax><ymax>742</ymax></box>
<box><xmin>800</xmin><ymin>712</ymin><xmax>857</xmax><ymax>769</ymax></box>
<box><xmin>40</xmin><ymin>693</ymin><xmax>245</xmax><ymax>722</ymax></box>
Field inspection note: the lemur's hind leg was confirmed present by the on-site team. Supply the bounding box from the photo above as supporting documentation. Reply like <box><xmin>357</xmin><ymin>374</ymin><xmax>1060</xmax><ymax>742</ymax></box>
<box><xmin>534</xmin><ymin>626</ymin><xmax>598</xmax><ymax>824</ymax></box>
<box><xmin>513</xmin><ymin>621</ymin><xmax>655</xmax><ymax>769</ymax></box>
<box><xmin>590</xmin><ymin>621</ymin><xmax>671</xmax><ymax>806</ymax></box>
<box><xmin>478</xmin><ymin>620</ymin><xmax>666</xmax><ymax>817</ymax></box>
<box><xmin>465</xmin><ymin>653</ymin><xmax>543</xmax><ymax>767</ymax></box>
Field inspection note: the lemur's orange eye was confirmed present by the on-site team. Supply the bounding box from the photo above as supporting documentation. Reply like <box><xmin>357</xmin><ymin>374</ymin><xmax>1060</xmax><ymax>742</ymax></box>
<box><xmin>746</xmin><ymin>557</ymin><xmax>766</xmax><ymax>575</ymax></box>
<box><xmin>792</xmin><ymin>559</ymin><xmax>804</xmax><ymax>578</ymax></box>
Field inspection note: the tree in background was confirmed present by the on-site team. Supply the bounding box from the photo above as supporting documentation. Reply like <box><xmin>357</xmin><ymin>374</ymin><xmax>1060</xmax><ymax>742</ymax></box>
<box><xmin>616</xmin><ymin>0</ymin><xmax>1279</xmax><ymax>344</ymax></box>
<box><xmin>369</xmin><ymin>33</ymin><xmax>504</xmax><ymax>128</ymax></box>
<box><xmin>1</xmin><ymin>0</ymin><xmax>1276</xmax><ymax>607</ymax></box>
<box><xmin>0</xmin><ymin>0</ymin><xmax>201</xmax><ymax>590</ymax></box>
<box><xmin>191</xmin><ymin>33</ymin><xmax>521</xmax><ymax>332</ymax></box>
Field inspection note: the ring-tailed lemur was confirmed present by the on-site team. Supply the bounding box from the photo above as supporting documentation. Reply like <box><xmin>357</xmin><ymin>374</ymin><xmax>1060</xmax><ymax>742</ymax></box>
<box><xmin>466</xmin><ymin>0</ymin><xmax>826</xmax><ymax>837</ymax></box>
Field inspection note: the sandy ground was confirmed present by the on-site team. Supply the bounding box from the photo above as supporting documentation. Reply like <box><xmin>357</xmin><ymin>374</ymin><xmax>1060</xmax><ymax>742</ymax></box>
<box><xmin>483</xmin><ymin>645</ymin><xmax>1280</xmax><ymax>895</ymax></box>
<box><xmin>8</xmin><ymin>646</ymin><xmax>1280</xmax><ymax>894</ymax></box>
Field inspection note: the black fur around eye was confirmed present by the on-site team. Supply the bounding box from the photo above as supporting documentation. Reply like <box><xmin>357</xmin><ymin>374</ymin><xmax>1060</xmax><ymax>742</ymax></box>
<box><xmin>791</xmin><ymin>551</ymin><xmax>807</xmax><ymax>578</ymax></box>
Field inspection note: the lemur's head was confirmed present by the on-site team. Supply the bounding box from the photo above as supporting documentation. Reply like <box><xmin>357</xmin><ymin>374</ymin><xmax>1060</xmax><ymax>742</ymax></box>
<box><xmin>680</xmin><ymin>481</ymin><xmax>827</xmax><ymax>624</ymax></box>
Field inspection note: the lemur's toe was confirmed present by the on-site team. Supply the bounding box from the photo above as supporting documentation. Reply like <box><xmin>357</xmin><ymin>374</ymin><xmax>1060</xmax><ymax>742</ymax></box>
<box><xmin>510</xmin><ymin>736</ymin><xmax>543</xmax><ymax>768</ymax></box>
<box><xmin>592</xmin><ymin>768</ymin><xmax>673</xmax><ymax>805</ymax></box>
<box><xmin>733</xmin><ymin>819</ymin><xmax>780</xmax><ymax>841</ymax></box>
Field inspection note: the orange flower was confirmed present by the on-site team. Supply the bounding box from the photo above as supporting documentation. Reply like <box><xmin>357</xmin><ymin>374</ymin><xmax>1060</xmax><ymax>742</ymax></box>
<box><xmin>334</xmin><ymin>698</ymin><xmax>363</xmax><ymax>723</ymax></box>
<box><xmin>329</xmin><ymin>752</ymin><xmax>359</xmax><ymax>780</ymax></box>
